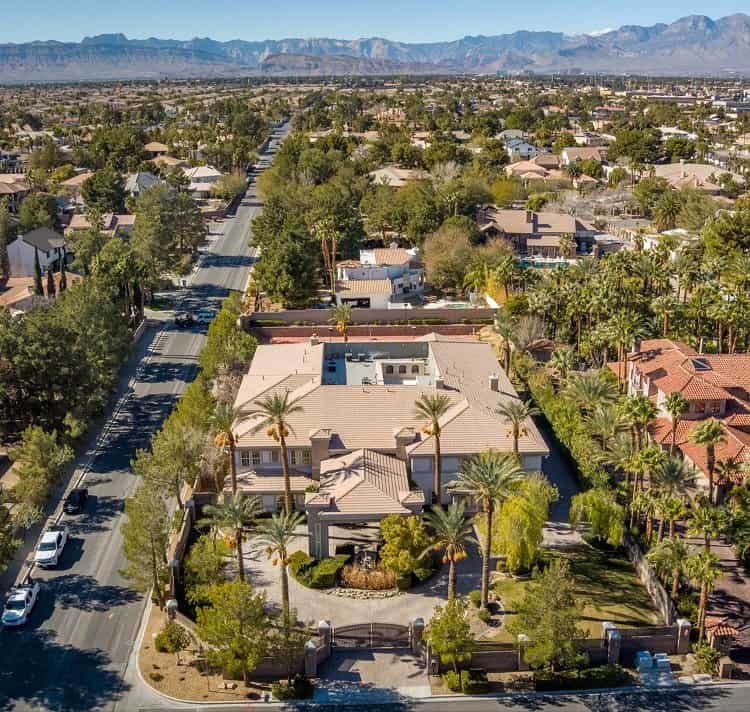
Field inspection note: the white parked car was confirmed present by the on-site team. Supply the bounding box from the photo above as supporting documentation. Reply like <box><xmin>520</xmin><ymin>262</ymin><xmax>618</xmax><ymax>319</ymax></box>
<box><xmin>34</xmin><ymin>525</ymin><xmax>69</xmax><ymax>567</ymax></box>
<box><xmin>2</xmin><ymin>582</ymin><xmax>40</xmax><ymax>626</ymax></box>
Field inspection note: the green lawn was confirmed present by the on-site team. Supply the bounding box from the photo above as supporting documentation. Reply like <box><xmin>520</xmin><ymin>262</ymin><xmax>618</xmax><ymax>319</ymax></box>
<box><xmin>489</xmin><ymin>545</ymin><xmax>659</xmax><ymax>642</ymax></box>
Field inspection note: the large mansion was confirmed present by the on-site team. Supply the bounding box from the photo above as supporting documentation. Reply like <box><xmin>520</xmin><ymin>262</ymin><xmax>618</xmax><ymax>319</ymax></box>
<box><xmin>231</xmin><ymin>335</ymin><xmax>549</xmax><ymax>557</ymax></box>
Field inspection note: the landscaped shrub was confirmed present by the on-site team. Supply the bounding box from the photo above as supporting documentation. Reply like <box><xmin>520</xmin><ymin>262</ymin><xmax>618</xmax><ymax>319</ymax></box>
<box><xmin>461</xmin><ymin>668</ymin><xmax>489</xmax><ymax>694</ymax></box>
<box><xmin>272</xmin><ymin>674</ymin><xmax>314</xmax><ymax>700</ymax></box>
<box><xmin>468</xmin><ymin>590</ymin><xmax>482</xmax><ymax>608</ymax></box>
<box><xmin>309</xmin><ymin>555</ymin><xmax>348</xmax><ymax>588</ymax></box>
<box><xmin>149</xmin><ymin>672</ymin><xmax>164</xmax><ymax>682</ymax></box>
<box><xmin>154</xmin><ymin>622</ymin><xmax>191</xmax><ymax>654</ymax></box>
<box><xmin>288</xmin><ymin>551</ymin><xmax>314</xmax><ymax>580</ymax></box>
<box><xmin>340</xmin><ymin>564</ymin><xmax>396</xmax><ymax>590</ymax></box>
<box><xmin>396</xmin><ymin>574</ymin><xmax>412</xmax><ymax>590</ymax></box>
<box><xmin>693</xmin><ymin>643</ymin><xmax>721</xmax><ymax>677</ymax></box>
<box><xmin>477</xmin><ymin>608</ymin><xmax>491</xmax><ymax>624</ymax></box>
<box><xmin>676</xmin><ymin>590</ymin><xmax>700</xmax><ymax>627</ymax></box>
<box><xmin>533</xmin><ymin>665</ymin><xmax>630</xmax><ymax>691</ymax></box>
<box><xmin>442</xmin><ymin>670</ymin><xmax>462</xmax><ymax>692</ymax></box>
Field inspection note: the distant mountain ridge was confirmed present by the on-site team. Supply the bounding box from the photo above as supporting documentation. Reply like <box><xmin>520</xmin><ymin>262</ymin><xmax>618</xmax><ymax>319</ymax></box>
<box><xmin>1</xmin><ymin>13</ymin><xmax>750</xmax><ymax>81</ymax></box>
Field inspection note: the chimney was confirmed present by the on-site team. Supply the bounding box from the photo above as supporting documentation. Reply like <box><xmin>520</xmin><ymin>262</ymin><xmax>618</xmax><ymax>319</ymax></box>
<box><xmin>393</xmin><ymin>426</ymin><xmax>416</xmax><ymax>462</ymax></box>
<box><xmin>435</xmin><ymin>377</ymin><xmax>445</xmax><ymax>389</ymax></box>
<box><xmin>526</xmin><ymin>210</ymin><xmax>533</xmax><ymax>224</ymax></box>
<box><xmin>308</xmin><ymin>428</ymin><xmax>332</xmax><ymax>481</ymax></box>
<box><xmin>489</xmin><ymin>374</ymin><xmax>499</xmax><ymax>392</ymax></box>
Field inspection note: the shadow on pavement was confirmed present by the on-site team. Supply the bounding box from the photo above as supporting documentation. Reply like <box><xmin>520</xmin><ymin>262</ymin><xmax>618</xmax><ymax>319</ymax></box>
<box><xmin>51</xmin><ymin>573</ymin><xmax>141</xmax><ymax>612</ymax></box>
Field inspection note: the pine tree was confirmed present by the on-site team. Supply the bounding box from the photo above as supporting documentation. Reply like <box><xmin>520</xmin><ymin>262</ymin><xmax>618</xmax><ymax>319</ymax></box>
<box><xmin>46</xmin><ymin>269</ymin><xmax>56</xmax><ymax>298</ymax></box>
<box><xmin>33</xmin><ymin>247</ymin><xmax>44</xmax><ymax>296</ymax></box>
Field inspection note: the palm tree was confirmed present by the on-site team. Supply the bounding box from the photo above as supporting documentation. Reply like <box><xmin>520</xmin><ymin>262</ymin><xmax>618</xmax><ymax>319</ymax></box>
<box><xmin>199</xmin><ymin>494</ymin><xmax>261</xmax><ymax>581</ymax></box>
<box><xmin>687</xmin><ymin>499</ymin><xmax>725</xmax><ymax>553</ymax></box>
<box><xmin>558</xmin><ymin>233</ymin><xmax>577</xmax><ymax>260</ymax></box>
<box><xmin>653</xmin><ymin>191</ymin><xmax>682</xmax><ymax>232</ymax></box>
<box><xmin>655</xmin><ymin>455</ymin><xmax>696</xmax><ymax>498</ymax></box>
<box><xmin>647</xmin><ymin>536</ymin><xmax>689</xmax><ymax>600</ymax></box>
<box><xmin>685</xmin><ymin>550</ymin><xmax>723</xmax><ymax>643</ymax></box>
<box><xmin>246</xmin><ymin>391</ymin><xmax>304</xmax><ymax>514</ymax></box>
<box><xmin>664</xmin><ymin>392</ymin><xmax>689</xmax><ymax>456</ymax></box>
<box><xmin>414</xmin><ymin>393</ymin><xmax>453</xmax><ymax>504</ymax></box>
<box><xmin>548</xmin><ymin>347</ymin><xmax>575</xmax><ymax>384</ymax></box>
<box><xmin>690</xmin><ymin>419</ymin><xmax>725</xmax><ymax>502</ymax></box>
<box><xmin>422</xmin><ymin>503</ymin><xmax>476</xmax><ymax>600</ymax></box>
<box><xmin>329</xmin><ymin>302</ymin><xmax>352</xmax><ymax>343</ymax></box>
<box><xmin>634</xmin><ymin>489</ymin><xmax>659</xmax><ymax>542</ymax></box>
<box><xmin>564</xmin><ymin>371</ymin><xmax>619</xmax><ymax>415</ymax></box>
<box><xmin>493</xmin><ymin>308</ymin><xmax>517</xmax><ymax>375</ymax></box>
<box><xmin>450</xmin><ymin>452</ymin><xmax>523</xmax><ymax>609</ymax></box>
<box><xmin>211</xmin><ymin>403</ymin><xmax>239</xmax><ymax>494</ymax></box>
<box><xmin>659</xmin><ymin>494</ymin><xmax>687</xmax><ymax>539</ymax></box>
<box><xmin>587</xmin><ymin>404</ymin><xmax>627</xmax><ymax>450</ymax></box>
<box><xmin>495</xmin><ymin>399</ymin><xmax>540</xmax><ymax>457</ymax></box>
<box><xmin>607</xmin><ymin>310</ymin><xmax>645</xmax><ymax>386</ymax></box>
<box><xmin>621</xmin><ymin>394</ymin><xmax>658</xmax><ymax>452</ymax></box>
<box><xmin>651</xmin><ymin>295</ymin><xmax>678</xmax><ymax>337</ymax></box>
<box><xmin>252</xmin><ymin>511</ymin><xmax>305</xmax><ymax>628</ymax></box>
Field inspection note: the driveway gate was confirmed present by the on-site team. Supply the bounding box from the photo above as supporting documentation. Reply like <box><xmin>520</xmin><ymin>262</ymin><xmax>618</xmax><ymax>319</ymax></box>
<box><xmin>332</xmin><ymin>623</ymin><xmax>410</xmax><ymax>649</ymax></box>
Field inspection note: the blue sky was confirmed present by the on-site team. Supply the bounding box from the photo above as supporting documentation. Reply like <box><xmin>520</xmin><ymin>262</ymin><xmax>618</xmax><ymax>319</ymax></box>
<box><xmin>1</xmin><ymin>1</ymin><xmax>747</xmax><ymax>44</ymax></box>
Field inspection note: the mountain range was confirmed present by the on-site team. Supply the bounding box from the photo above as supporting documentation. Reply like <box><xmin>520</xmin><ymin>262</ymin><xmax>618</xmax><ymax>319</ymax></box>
<box><xmin>1</xmin><ymin>14</ymin><xmax>750</xmax><ymax>82</ymax></box>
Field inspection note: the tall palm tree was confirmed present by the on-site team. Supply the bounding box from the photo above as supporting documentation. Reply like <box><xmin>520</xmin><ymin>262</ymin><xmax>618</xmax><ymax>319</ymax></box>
<box><xmin>685</xmin><ymin>550</ymin><xmax>723</xmax><ymax>643</ymax></box>
<box><xmin>495</xmin><ymin>399</ymin><xmax>540</xmax><ymax>457</ymax></box>
<box><xmin>687</xmin><ymin>499</ymin><xmax>725</xmax><ymax>553</ymax></box>
<box><xmin>653</xmin><ymin>191</ymin><xmax>682</xmax><ymax>232</ymax></box>
<box><xmin>450</xmin><ymin>452</ymin><xmax>523</xmax><ymax>609</ymax></box>
<box><xmin>422</xmin><ymin>503</ymin><xmax>476</xmax><ymax>600</ymax></box>
<box><xmin>587</xmin><ymin>404</ymin><xmax>627</xmax><ymax>450</ymax></box>
<box><xmin>493</xmin><ymin>308</ymin><xmax>517</xmax><ymax>376</ymax></box>
<box><xmin>621</xmin><ymin>394</ymin><xmax>658</xmax><ymax>452</ymax></box>
<box><xmin>199</xmin><ymin>494</ymin><xmax>261</xmax><ymax>581</ymax></box>
<box><xmin>655</xmin><ymin>455</ymin><xmax>696</xmax><ymax>498</ymax></box>
<box><xmin>690</xmin><ymin>419</ymin><xmax>725</xmax><ymax>502</ymax></box>
<box><xmin>252</xmin><ymin>511</ymin><xmax>305</xmax><ymax>628</ymax></box>
<box><xmin>634</xmin><ymin>489</ymin><xmax>659</xmax><ymax>543</ymax></box>
<box><xmin>607</xmin><ymin>310</ymin><xmax>645</xmax><ymax>387</ymax></box>
<box><xmin>548</xmin><ymin>347</ymin><xmax>575</xmax><ymax>384</ymax></box>
<box><xmin>664</xmin><ymin>392</ymin><xmax>689</xmax><ymax>456</ymax></box>
<box><xmin>211</xmin><ymin>403</ymin><xmax>239</xmax><ymax>495</ymax></box>
<box><xmin>651</xmin><ymin>295</ymin><xmax>678</xmax><ymax>337</ymax></box>
<box><xmin>246</xmin><ymin>391</ymin><xmax>304</xmax><ymax>514</ymax></box>
<box><xmin>659</xmin><ymin>494</ymin><xmax>687</xmax><ymax>539</ymax></box>
<box><xmin>647</xmin><ymin>536</ymin><xmax>689</xmax><ymax>600</ymax></box>
<box><xmin>329</xmin><ymin>302</ymin><xmax>352</xmax><ymax>343</ymax></box>
<box><xmin>414</xmin><ymin>393</ymin><xmax>453</xmax><ymax>504</ymax></box>
<box><xmin>564</xmin><ymin>371</ymin><xmax>619</xmax><ymax>415</ymax></box>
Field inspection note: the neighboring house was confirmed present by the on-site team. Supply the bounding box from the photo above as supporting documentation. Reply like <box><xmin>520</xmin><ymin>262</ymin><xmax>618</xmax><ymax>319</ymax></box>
<box><xmin>477</xmin><ymin>206</ymin><xmax>596</xmax><ymax>257</ymax></box>
<box><xmin>0</xmin><ymin>150</ymin><xmax>22</xmax><ymax>173</ymax></box>
<box><xmin>0</xmin><ymin>174</ymin><xmax>30</xmax><ymax>212</ymax></box>
<box><xmin>651</xmin><ymin>162</ymin><xmax>745</xmax><ymax>195</ymax></box>
<box><xmin>574</xmin><ymin>131</ymin><xmax>608</xmax><ymax>146</ymax></box>
<box><xmin>560</xmin><ymin>146</ymin><xmax>607</xmax><ymax>166</ymax></box>
<box><xmin>335</xmin><ymin>247</ymin><xmax>424</xmax><ymax>307</ymax></box>
<box><xmin>182</xmin><ymin>165</ymin><xmax>223</xmax><ymax>198</ymax></box>
<box><xmin>505</xmin><ymin>138</ymin><xmax>540</xmax><ymax>162</ymax></box>
<box><xmin>144</xmin><ymin>141</ymin><xmax>169</xmax><ymax>157</ymax></box>
<box><xmin>6</xmin><ymin>227</ymin><xmax>66</xmax><ymax>278</ymax></box>
<box><xmin>124</xmin><ymin>171</ymin><xmax>162</xmax><ymax>198</ymax></box>
<box><xmin>65</xmin><ymin>213</ymin><xmax>135</xmax><ymax>238</ymax></box>
<box><xmin>505</xmin><ymin>159</ymin><xmax>566</xmax><ymax>181</ymax></box>
<box><xmin>151</xmin><ymin>154</ymin><xmax>189</xmax><ymax>171</ymax></box>
<box><xmin>368</xmin><ymin>166</ymin><xmax>428</xmax><ymax>188</ymax></box>
<box><xmin>641</xmin><ymin>228</ymin><xmax>701</xmax><ymax>258</ymax></box>
<box><xmin>59</xmin><ymin>171</ymin><xmax>94</xmax><ymax>206</ymax></box>
<box><xmin>0</xmin><ymin>272</ymin><xmax>82</xmax><ymax>316</ymax></box>
<box><xmin>231</xmin><ymin>335</ymin><xmax>549</xmax><ymax>556</ymax></box>
<box><xmin>618</xmin><ymin>338</ymin><xmax>750</xmax><ymax>501</ymax></box>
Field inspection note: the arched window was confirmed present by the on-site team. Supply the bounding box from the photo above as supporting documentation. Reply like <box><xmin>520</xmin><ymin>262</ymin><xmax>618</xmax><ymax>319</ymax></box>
<box><xmin>411</xmin><ymin>365</ymin><xmax>420</xmax><ymax>374</ymax></box>
<box><xmin>385</xmin><ymin>365</ymin><xmax>394</xmax><ymax>375</ymax></box>
<box><xmin>399</xmin><ymin>365</ymin><xmax>407</xmax><ymax>375</ymax></box>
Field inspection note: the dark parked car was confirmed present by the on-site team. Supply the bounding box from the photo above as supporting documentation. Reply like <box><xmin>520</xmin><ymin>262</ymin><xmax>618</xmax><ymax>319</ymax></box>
<box><xmin>174</xmin><ymin>312</ymin><xmax>195</xmax><ymax>327</ymax></box>
<box><xmin>64</xmin><ymin>488</ymin><xmax>88</xmax><ymax>514</ymax></box>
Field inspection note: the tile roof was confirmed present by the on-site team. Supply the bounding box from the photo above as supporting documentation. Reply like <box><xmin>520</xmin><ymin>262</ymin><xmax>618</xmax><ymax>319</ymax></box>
<box><xmin>336</xmin><ymin>279</ymin><xmax>393</xmax><ymax>296</ymax></box>
<box><xmin>21</xmin><ymin>227</ymin><xmax>65</xmax><ymax>252</ymax></box>
<box><xmin>307</xmin><ymin>449</ymin><xmax>424</xmax><ymax>516</ymax></box>
<box><xmin>232</xmin><ymin>473</ymin><xmax>311</xmax><ymax>495</ymax></box>
<box><xmin>370</xmin><ymin>248</ymin><xmax>412</xmax><ymax>265</ymax></box>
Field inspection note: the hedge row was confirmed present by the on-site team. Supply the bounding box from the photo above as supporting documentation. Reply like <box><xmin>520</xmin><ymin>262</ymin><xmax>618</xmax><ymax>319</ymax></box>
<box><xmin>288</xmin><ymin>551</ymin><xmax>349</xmax><ymax>589</ymax></box>
<box><xmin>534</xmin><ymin>665</ymin><xmax>630</xmax><ymax>691</ymax></box>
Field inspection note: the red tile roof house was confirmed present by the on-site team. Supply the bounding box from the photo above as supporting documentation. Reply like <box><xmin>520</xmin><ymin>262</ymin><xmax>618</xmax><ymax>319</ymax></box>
<box><xmin>230</xmin><ymin>334</ymin><xmax>549</xmax><ymax>558</ymax></box>
<box><xmin>621</xmin><ymin>338</ymin><xmax>750</xmax><ymax>502</ymax></box>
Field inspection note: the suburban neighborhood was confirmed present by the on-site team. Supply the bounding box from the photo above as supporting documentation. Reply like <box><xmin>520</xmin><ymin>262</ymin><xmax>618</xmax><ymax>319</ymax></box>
<box><xmin>1</xmin><ymin>11</ymin><xmax>750</xmax><ymax>712</ymax></box>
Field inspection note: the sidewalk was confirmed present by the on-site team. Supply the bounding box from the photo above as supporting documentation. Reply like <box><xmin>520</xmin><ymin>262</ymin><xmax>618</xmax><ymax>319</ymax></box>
<box><xmin>0</xmin><ymin>322</ymin><xmax>161</xmax><ymax>592</ymax></box>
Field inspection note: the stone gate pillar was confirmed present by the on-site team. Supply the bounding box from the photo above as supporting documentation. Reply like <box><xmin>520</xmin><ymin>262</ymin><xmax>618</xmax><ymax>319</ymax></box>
<box><xmin>676</xmin><ymin>618</ymin><xmax>692</xmax><ymax>655</ymax></box>
<box><xmin>409</xmin><ymin>617</ymin><xmax>425</xmax><ymax>655</ymax></box>
<box><xmin>517</xmin><ymin>634</ymin><xmax>530</xmax><ymax>671</ymax></box>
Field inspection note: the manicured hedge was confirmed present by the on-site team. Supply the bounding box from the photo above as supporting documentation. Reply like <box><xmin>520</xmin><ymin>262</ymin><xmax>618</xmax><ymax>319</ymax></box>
<box><xmin>534</xmin><ymin>665</ymin><xmax>630</xmax><ymax>691</ymax></box>
<box><xmin>287</xmin><ymin>551</ymin><xmax>348</xmax><ymax>589</ymax></box>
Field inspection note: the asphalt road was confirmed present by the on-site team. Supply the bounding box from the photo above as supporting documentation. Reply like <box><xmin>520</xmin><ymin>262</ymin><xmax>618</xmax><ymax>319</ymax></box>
<box><xmin>0</xmin><ymin>123</ymin><xmax>289</xmax><ymax>712</ymax></box>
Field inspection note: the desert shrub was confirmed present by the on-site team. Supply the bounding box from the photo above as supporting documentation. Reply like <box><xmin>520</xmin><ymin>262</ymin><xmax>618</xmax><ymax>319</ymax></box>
<box><xmin>461</xmin><ymin>668</ymin><xmax>489</xmax><ymax>694</ymax></box>
<box><xmin>272</xmin><ymin>674</ymin><xmax>314</xmax><ymax>700</ymax></box>
<box><xmin>468</xmin><ymin>590</ymin><xmax>482</xmax><ymax>608</ymax></box>
<box><xmin>693</xmin><ymin>643</ymin><xmax>721</xmax><ymax>677</ymax></box>
<box><xmin>340</xmin><ymin>564</ymin><xmax>396</xmax><ymax>590</ymax></box>
<box><xmin>149</xmin><ymin>672</ymin><xmax>164</xmax><ymax>682</ymax></box>
<box><xmin>443</xmin><ymin>670</ymin><xmax>462</xmax><ymax>692</ymax></box>
<box><xmin>154</xmin><ymin>622</ymin><xmax>191</xmax><ymax>654</ymax></box>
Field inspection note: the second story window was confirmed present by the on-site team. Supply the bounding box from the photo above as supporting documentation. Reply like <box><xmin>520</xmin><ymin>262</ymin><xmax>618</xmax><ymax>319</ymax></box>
<box><xmin>252</xmin><ymin>450</ymin><xmax>261</xmax><ymax>466</ymax></box>
<box><xmin>240</xmin><ymin>451</ymin><xmax>251</xmax><ymax>467</ymax></box>
<box><xmin>270</xmin><ymin>449</ymin><xmax>280</xmax><ymax>464</ymax></box>
<box><xmin>302</xmin><ymin>449</ymin><xmax>311</xmax><ymax>465</ymax></box>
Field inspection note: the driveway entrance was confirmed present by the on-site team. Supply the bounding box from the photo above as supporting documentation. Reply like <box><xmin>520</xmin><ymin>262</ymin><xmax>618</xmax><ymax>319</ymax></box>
<box><xmin>332</xmin><ymin>622</ymin><xmax>411</xmax><ymax>649</ymax></box>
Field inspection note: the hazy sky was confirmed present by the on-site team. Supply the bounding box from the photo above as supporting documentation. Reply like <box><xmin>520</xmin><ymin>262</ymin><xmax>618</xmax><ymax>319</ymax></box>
<box><xmin>1</xmin><ymin>1</ymin><xmax>747</xmax><ymax>44</ymax></box>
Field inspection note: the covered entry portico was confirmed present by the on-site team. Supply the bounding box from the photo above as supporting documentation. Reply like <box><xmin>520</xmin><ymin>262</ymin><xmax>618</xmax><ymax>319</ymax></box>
<box><xmin>305</xmin><ymin>449</ymin><xmax>425</xmax><ymax>559</ymax></box>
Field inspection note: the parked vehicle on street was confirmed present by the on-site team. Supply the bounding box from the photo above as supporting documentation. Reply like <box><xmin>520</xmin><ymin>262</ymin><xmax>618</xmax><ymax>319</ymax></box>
<box><xmin>63</xmin><ymin>488</ymin><xmax>88</xmax><ymax>515</ymax></box>
<box><xmin>34</xmin><ymin>525</ymin><xmax>69</xmax><ymax>568</ymax></box>
<box><xmin>2</xmin><ymin>582</ymin><xmax>40</xmax><ymax>626</ymax></box>
<box><xmin>174</xmin><ymin>312</ymin><xmax>195</xmax><ymax>327</ymax></box>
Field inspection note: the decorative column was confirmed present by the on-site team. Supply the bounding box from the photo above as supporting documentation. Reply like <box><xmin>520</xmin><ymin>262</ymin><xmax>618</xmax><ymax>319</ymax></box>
<box><xmin>676</xmin><ymin>618</ymin><xmax>692</xmax><ymax>655</ymax></box>
<box><xmin>409</xmin><ymin>617</ymin><xmax>425</xmax><ymax>655</ymax></box>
